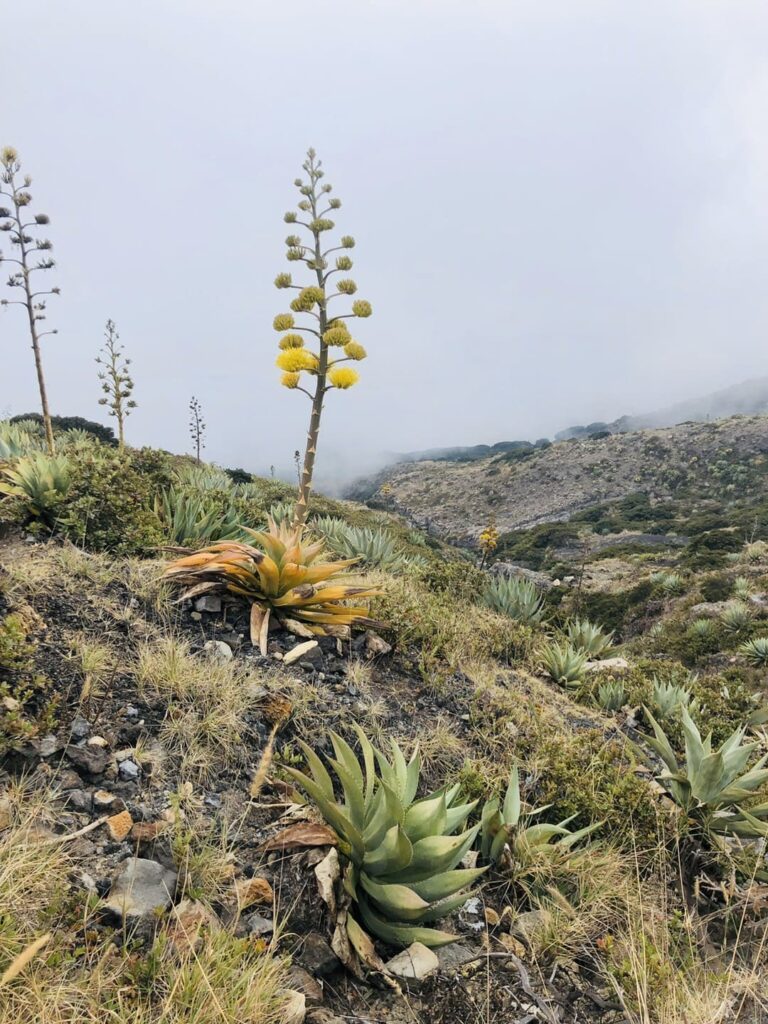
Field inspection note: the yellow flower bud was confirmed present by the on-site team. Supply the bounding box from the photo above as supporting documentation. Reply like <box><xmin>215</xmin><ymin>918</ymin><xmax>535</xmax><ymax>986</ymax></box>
<box><xmin>343</xmin><ymin>341</ymin><xmax>367</xmax><ymax>361</ymax></box>
<box><xmin>273</xmin><ymin>313</ymin><xmax>295</xmax><ymax>331</ymax></box>
<box><xmin>276</xmin><ymin>348</ymin><xmax>319</xmax><ymax>373</ymax></box>
<box><xmin>352</xmin><ymin>299</ymin><xmax>372</xmax><ymax>318</ymax></box>
<box><xmin>328</xmin><ymin>367</ymin><xmax>359</xmax><ymax>389</ymax></box>
<box><xmin>281</xmin><ymin>372</ymin><xmax>301</xmax><ymax>389</ymax></box>
<box><xmin>274</xmin><ymin>272</ymin><xmax>292</xmax><ymax>288</ymax></box>
<box><xmin>337</xmin><ymin>279</ymin><xmax>357</xmax><ymax>295</ymax></box>
<box><xmin>323</xmin><ymin>326</ymin><xmax>350</xmax><ymax>347</ymax></box>
<box><xmin>279</xmin><ymin>333</ymin><xmax>304</xmax><ymax>350</ymax></box>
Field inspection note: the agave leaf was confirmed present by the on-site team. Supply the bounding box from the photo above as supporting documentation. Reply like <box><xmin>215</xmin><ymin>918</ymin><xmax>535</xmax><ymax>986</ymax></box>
<box><xmin>404</xmin><ymin>792</ymin><xmax>447</xmax><ymax>844</ymax></box>
<box><xmin>643</xmin><ymin>707</ymin><xmax>680</xmax><ymax>774</ymax></box>
<box><xmin>330</xmin><ymin>732</ymin><xmax>365</xmax><ymax>794</ymax></box>
<box><xmin>691</xmin><ymin>752</ymin><xmax>726</xmax><ymax>805</ymax></box>
<box><xmin>363</xmin><ymin>782</ymin><xmax>405</xmax><ymax>850</ymax></box>
<box><xmin>480</xmin><ymin>798</ymin><xmax>501</xmax><ymax>860</ymax></box>
<box><xmin>327</xmin><ymin>756</ymin><xmax>366</xmax><ymax>831</ymax></box>
<box><xmin>502</xmin><ymin>766</ymin><xmax>521</xmax><ymax>827</ymax></box>
<box><xmin>444</xmin><ymin>799</ymin><xmax>478</xmax><ymax>835</ymax></box>
<box><xmin>415</xmin><ymin>889</ymin><xmax>479</xmax><ymax>923</ymax></box>
<box><xmin>403</xmin><ymin>744</ymin><xmax>421</xmax><ymax>806</ymax></box>
<box><xmin>351</xmin><ymin>724</ymin><xmax>377</xmax><ymax>810</ymax></box>
<box><xmin>283</xmin><ymin>767</ymin><xmax>365</xmax><ymax>861</ymax></box>
<box><xmin>397</xmin><ymin>825</ymin><xmax>481</xmax><ymax>882</ymax></box>
<box><xmin>410</xmin><ymin>866</ymin><xmax>488</xmax><ymax>902</ymax></box>
<box><xmin>295</xmin><ymin>739</ymin><xmax>334</xmax><ymax>800</ymax></box>
<box><xmin>390</xmin><ymin>739</ymin><xmax>409</xmax><ymax>800</ymax></box>
<box><xmin>489</xmin><ymin>823</ymin><xmax>510</xmax><ymax>863</ymax></box>
<box><xmin>363</xmin><ymin>824</ymin><xmax>413</xmax><ymax>877</ymax></box>
<box><xmin>357</xmin><ymin>895</ymin><xmax>458</xmax><ymax>949</ymax></box>
<box><xmin>359</xmin><ymin>873</ymin><xmax>430</xmax><ymax>918</ymax></box>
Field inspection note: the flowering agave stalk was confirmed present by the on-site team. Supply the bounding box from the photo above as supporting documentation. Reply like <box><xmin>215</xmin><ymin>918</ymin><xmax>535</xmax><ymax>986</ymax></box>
<box><xmin>274</xmin><ymin>148</ymin><xmax>372</xmax><ymax>528</ymax></box>
<box><xmin>285</xmin><ymin>727</ymin><xmax>486</xmax><ymax>949</ymax></box>
<box><xmin>162</xmin><ymin>517</ymin><xmax>381</xmax><ymax>654</ymax></box>
<box><xmin>644</xmin><ymin>705</ymin><xmax>768</xmax><ymax>838</ymax></box>
<box><xmin>480</xmin><ymin>767</ymin><xmax>601</xmax><ymax>877</ymax></box>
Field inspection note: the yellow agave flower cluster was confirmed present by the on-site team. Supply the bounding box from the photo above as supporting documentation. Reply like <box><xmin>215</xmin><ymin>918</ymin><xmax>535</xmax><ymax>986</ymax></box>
<box><xmin>162</xmin><ymin>517</ymin><xmax>381</xmax><ymax>654</ymax></box>
<box><xmin>273</xmin><ymin>288</ymin><xmax>371</xmax><ymax>392</ymax></box>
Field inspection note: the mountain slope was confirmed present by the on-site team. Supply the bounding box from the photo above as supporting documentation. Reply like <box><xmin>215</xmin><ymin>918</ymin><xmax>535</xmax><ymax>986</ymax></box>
<box><xmin>358</xmin><ymin>414</ymin><xmax>768</xmax><ymax>543</ymax></box>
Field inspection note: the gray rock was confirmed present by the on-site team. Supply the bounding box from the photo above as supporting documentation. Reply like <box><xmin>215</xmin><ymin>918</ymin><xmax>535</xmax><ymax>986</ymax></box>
<box><xmin>489</xmin><ymin>562</ymin><xmax>554</xmax><ymax>590</ymax></box>
<box><xmin>103</xmin><ymin>858</ymin><xmax>177</xmax><ymax>921</ymax></box>
<box><xmin>385</xmin><ymin>942</ymin><xmax>439</xmax><ymax>982</ymax></box>
<box><xmin>195</xmin><ymin>595</ymin><xmax>222</xmax><ymax>614</ymax></box>
<box><xmin>66</xmin><ymin>744</ymin><xmax>108</xmax><ymax>775</ymax></box>
<box><xmin>511</xmin><ymin>908</ymin><xmax>553</xmax><ymax>944</ymax></box>
<box><xmin>118</xmin><ymin>759</ymin><xmax>141</xmax><ymax>781</ymax></box>
<box><xmin>435</xmin><ymin>942</ymin><xmax>477</xmax><ymax>971</ymax></box>
<box><xmin>38</xmin><ymin>734</ymin><xmax>64</xmax><ymax>758</ymax></box>
<box><xmin>70</xmin><ymin>717</ymin><xmax>91</xmax><ymax>741</ymax></box>
<box><xmin>289</xmin><ymin>966</ymin><xmax>324</xmax><ymax>1004</ymax></box>
<box><xmin>202</xmin><ymin>640</ymin><xmax>233</xmax><ymax>662</ymax></box>
<box><xmin>363</xmin><ymin>631</ymin><xmax>392</xmax><ymax>658</ymax></box>
<box><xmin>65</xmin><ymin>789</ymin><xmax>92</xmax><ymax>812</ymax></box>
<box><xmin>585</xmin><ymin>657</ymin><xmax>630</xmax><ymax>673</ymax></box>
<box><xmin>246</xmin><ymin>913</ymin><xmax>274</xmax><ymax>937</ymax></box>
<box><xmin>300</xmin><ymin>932</ymin><xmax>339</xmax><ymax>977</ymax></box>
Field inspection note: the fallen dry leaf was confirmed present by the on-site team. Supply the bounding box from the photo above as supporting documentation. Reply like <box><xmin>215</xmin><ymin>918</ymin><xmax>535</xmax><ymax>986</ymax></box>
<box><xmin>314</xmin><ymin>847</ymin><xmax>340</xmax><ymax>918</ymax></box>
<box><xmin>234</xmin><ymin>876</ymin><xmax>274</xmax><ymax>909</ymax></box>
<box><xmin>263</xmin><ymin>822</ymin><xmax>338</xmax><ymax>851</ymax></box>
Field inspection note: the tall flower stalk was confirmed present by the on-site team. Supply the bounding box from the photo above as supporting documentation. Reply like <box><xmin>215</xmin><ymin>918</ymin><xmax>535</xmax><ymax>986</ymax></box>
<box><xmin>274</xmin><ymin>148</ymin><xmax>372</xmax><ymax>528</ymax></box>
<box><xmin>96</xmin><ymin>319</ymin><xmax>136</xmax><ymax>447</ymax></box>
<box><xmin>0</xmin><ymin>147</ymin><xmax>59</xmax><ymax>454</ymax></box>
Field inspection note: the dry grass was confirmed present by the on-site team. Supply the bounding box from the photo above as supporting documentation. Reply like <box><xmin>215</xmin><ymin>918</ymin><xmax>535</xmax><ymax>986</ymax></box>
<box><xmin>135</xmin><ymin>636</ymin><xmax>264</xmax><ymax>781</ymax></box>
<box><xmin>0</xmin><ymin>779</ymin><xmax>289</xmax><ymax>1023</ymax></box>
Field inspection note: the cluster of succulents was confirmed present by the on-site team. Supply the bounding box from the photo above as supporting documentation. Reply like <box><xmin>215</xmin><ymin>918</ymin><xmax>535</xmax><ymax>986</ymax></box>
<box><xmin>482</xmin><ymin>575</ymin><xmax>545</xmax><ymax>624</ymax></box>
<box><xmin>566</xmin><ymin>617</ymin><xmax>614</xmax><ymax>658</ymax></box>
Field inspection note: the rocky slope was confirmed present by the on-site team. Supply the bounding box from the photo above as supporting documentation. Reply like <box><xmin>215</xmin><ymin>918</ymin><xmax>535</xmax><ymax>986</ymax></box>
<box><xmin>353</xmin><ymin>415</ymin><xmax>768</xmax><ymax>544</ymax></box>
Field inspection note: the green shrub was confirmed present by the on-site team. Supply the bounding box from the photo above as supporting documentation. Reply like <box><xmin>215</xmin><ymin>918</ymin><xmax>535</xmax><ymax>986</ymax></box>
<box><xmin>60</xmin><ymin>448</ymin><xmax>166</xmax><ymax>555</ymax></box>
<box><xmin>699</xmin><ymin>573</ymin><xmax>733</xmax><ymax>603</ymax></box>
<box><xmin>0</xmin><ymin>609</ymin><xmax>53</xmax><ymax>754</ymax></box>
<box><xmin>10</xmin><ymin>412</ymin><xmax>117</xmax><ymax>446</ymax></box>
<box><xmin>416</xmin><ymin>558</ymin><xmax>486</xmax><ymax>603</ymax></box>
<box><xmin>576</xmin><ymin>580</ymin><xmax>654</xmax><ymax>636</ymax></box>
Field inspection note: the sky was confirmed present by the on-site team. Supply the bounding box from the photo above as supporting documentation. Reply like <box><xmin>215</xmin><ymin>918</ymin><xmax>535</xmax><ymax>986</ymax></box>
<box><xmin>3</xmin><ymin>0</ymin><xmax>768</xmax><ymax>486</ymax></box>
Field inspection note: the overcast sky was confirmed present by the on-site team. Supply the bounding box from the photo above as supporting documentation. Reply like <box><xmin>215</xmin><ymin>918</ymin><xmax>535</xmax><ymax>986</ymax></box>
<box><xmin>3</xmin><ymin>1</ymin><xmax>768</xmax><ymax>484</ymax></box>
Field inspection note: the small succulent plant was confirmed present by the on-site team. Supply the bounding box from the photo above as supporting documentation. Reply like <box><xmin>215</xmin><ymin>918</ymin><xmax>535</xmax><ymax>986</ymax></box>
<box><xmin>540</xmin><ymin>641</ymin><xmax>587</xmax><ymax>687</ymax></box>
<box><xmin>739</xmin><ymin>637</ymin><xmax>768</xmax><ymax>666</ymax></box>
<box><xmin>482</xmin><ymin>575</ymin><xmax>545</xmax><ymax>625</ymax></box>
<box><xmin>566</xmin><ymin>618</ymin><xmax>614</xmax><ymax>658</ymax></box>
<box><xmin>597</xmin><ymin>681</ymin><xmax>627</xmax><ymax>712</ymax></box>
<box><xmin>285</xmin><ymin>727</ymin><xmax>485</xmax><ymax>948</ymax></box>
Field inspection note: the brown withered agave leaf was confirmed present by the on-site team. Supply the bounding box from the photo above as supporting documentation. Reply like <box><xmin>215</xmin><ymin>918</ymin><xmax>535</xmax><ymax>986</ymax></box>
<box><xmin>262</xmin><ymin>822</ymin><xmax>339</xmax><ymax>852</ymax></box>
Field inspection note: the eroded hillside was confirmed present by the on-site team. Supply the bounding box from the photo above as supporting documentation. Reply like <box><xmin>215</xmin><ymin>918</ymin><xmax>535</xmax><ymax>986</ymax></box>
<box><xmin>360</xmin><ymin>415</ymin><xmax>768</xmax><ymax>543</ymax></box>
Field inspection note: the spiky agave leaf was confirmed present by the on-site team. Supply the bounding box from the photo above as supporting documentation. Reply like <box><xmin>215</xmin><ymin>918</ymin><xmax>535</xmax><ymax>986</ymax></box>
<box><xmin>285</xmin><ymin>728</ymin><xmax>486</xmax><ymax>948</ymax></box>
<box><xmin>162</xmin><ymin>517</ymin><xmax>382</xmax><ymax>653</ymax></box>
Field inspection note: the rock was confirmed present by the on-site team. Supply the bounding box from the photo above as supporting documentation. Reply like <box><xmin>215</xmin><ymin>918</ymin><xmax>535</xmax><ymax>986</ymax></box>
<box><xmin>246</xmin><ymin>913</ymin><xmax>274</xmax><ymax>937</ymax></box>
<box><xmin>585</xmin><ymin>657</ymin><xmax>630</xmax><ymax>673</ymax></box>
<box><xmin>70</xmin><ymin>717</ymin><xmax>91</xmax><ymax>741</ymax></box>
<box><xmin>195</xmin><ymin>595</ymin><xmax>222</xmax><ymax>614</ymax></box>
<box><xmin>190</xmin><ymin>611</ymin><xmax>202</xmax><ymax>622</ymax></box>
<box><xmin>38</xmin><ymin>734</ymin><xmax>64</xmax><ymax>758</ymax></box>
<box><xmin>118</xmin><ymin>759</ymin><xmax>141</xmax><ymax>781</ymax></box>
<box><xmin>385</xmin><ymin>942</ymin><xmax>439</xmax><ymax>982</ymax></box>
<box><xmin>66</xmin><ymin>744</ymin><xmax>108</xmax><ymax>775</ymax></box>
<box><xmin>489</xmin><ymin>562</ymin><xmax>554</xmax><ymax>590</ymax></box>
<box><xmin>300</xmin><ymin>932</ymin><xmax>339</xmax><ymax>977</ymax></box>
<box><xmin>363</xmin><ymin>631</ymin><xmax>392</xmax><ymax>658</ymax></box>
<box><xmin>280</xmin><ymin>990</ymin><xmax>306</xmax><ymax>1024</ymax></box>
<box><xmin>202</xmin><ymin>640</ymin><xmax>233</xmax><ymax>662</ymax></box>
<box><xmin>289</xmin><ymin>966</ymin><xmax>324</xmax><ymax>1004</ymax></box>
<box><xmin>65</xmin><ymin>789</ymin><xmax>92</xmax><ymax>813</ymax></box>
<box><xmin>166</xmin><ymin>898</ymin><xmax>220</xmax><ymax>953</ymax></box>
<box><xmin>93</xmin><ymin>789</ymin><xmax>118</xmax><ymax>812</ymax></box>
<box><xmin>0</xmin><ymin>796</ymin><xmax>11</xmax><ymax>831</ymax></box>
<box><xmin>103</xmin><ymin>858</ymin><xmax>177</xmax><ymax>921</ymax></box>
<box><xmin>435</xmin><ymin>942</ymin><xmax>477</xmax><ymax>971</ymax></box>
<box><xmin>87</xmin><ymin>735</ymin><xmax>109</xmax><ymax>748</ymax></box>
<box><xmin>2</xmin><ymin>696</ymin><xmax>20</xmax><ymax>712</ymax></box>
<box><xmin>106</xmin><ymin>809</ymin><xmax>134</xmax><ymax>842</ymax></box>
<box><xmin>283</xmin><ymin>641</ymin><xmax>320</xmax><ymax>667</ymax></box>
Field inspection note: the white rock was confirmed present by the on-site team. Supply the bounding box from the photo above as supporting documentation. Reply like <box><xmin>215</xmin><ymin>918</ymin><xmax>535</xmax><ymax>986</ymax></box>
<box><xmin>385</xmin><ymin>942</ymin><xmax>439</xmax><ymax>981</ymax></box>
<box><xmin>202</xmin><ymin>640</ymin><xmax>233</xmax><ymax>662</ymax></box>
<box><xmin>283</xmin><ymin>640</ymin><xmax>319</xmax><ymax>666</ymax></box>
<box><xmin>585</xmin><ymin>657</ymin><xmax>630</xmax><ymax>673</ymax></box>
<box><xmin>280</xmin><ymin>989</ymin><xmax>306</xmax><ymax>1024</ymax></box>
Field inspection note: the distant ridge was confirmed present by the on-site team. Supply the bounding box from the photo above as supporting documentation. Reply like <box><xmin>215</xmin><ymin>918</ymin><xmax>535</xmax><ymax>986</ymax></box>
<box><xmin>555</xmin><ymin>376</ymin><xmax>768</xmax><ymax>441</ymax></box>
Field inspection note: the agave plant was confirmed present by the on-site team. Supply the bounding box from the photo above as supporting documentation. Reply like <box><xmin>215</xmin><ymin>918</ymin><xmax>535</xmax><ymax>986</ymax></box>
<box><xmin>540</xmin><ymin>641</ymin><xmax>587</xmax><ymax>687</ymax></box>
<box><xmin>162</xmin><ymin>517</ymin><xmax>381</xmax><ymax>653</ymax></box>
<box><xmin>0</xmin><ymin>419</ymin><xmax>44</xmax><ymax>460</ymax></box>
<box><xmin>268</xmin><ymin>501</ymin><xmax>297</xmax><ymax>526</ymax></box>
<box><xmin>174</xmin><ymin>463</ymin><xmax>234</xmax><ymax>491</ymax></box>
<box><xmin>689</xmin><ymin>618</ymin><xmax>716</xmax><ymax>639</ymax></box>
<box><xmin>285</xmin><ymin>727</ymin><xmax>485</xmax><ymax>948</ymax></box>
<box><xmin>659</xmin><ymin>572</ymin><xmax>684</xmax><ymax>596</ymax></box>
<box><xmin>479</xmin><ymin>767</ymin><xmax>600</xmax><ymax>882</ymax></box>
<box><xmin>721</xmin><ymin>601</ymin><xmax>752</xmax><ymax>634</ymax></box>
<box><xmin>566</xmin><ymin>618</ymin><xmax>613</xmax><ymax>658</ymax></box>
<box><xmin>312</xmin><ymin>516</ymin><xmax>421</xmax><ymax>572</ymax></box>
<box><xmin>739</xmin><ymin>637</ymin><xmax>768</xmax><ymax>667</ymax></box>
<box><xmin>58</xmin><ymin>428</ymin><xmax>98</xmax><ymax>452</ymax></box>
<box><xmin>651</xmin><ymin>678</ymin><xmax>697</xmax><ymax>721</ymax></box>
<box><xmin>0</xmin><ymin>451</ymin><xmax>72</xmax><ymax>525</ymax></box>
<box><xmin>482</xmin><ymin>575</ymin><xmax>545</xmax><ymax>625</ymax></box>
<box><xmin>155</xmin><ymin>487</ymin><xmax>248</xmax><ymax>547</ymax></box>
<box><xmin>644</xmin><ymin>705</ymin><xmax>768</xmax><ymax>838</ymax></box>
<box><xmin>597</xmin><ymin>681</ymin><xmax>627</xmax><ymax>711</ymax></box>
<box><xmin>733</xmin><ymin>576</ymin><xmax>752</xmax><ymax>600</ymax></box>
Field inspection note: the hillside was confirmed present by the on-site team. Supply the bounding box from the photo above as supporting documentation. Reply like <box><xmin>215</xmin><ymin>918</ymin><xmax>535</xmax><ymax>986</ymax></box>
<box><xmin>354</xmin><ymin>414</ymin><xmax>768</xmax><ymax>544</ymax></box>
<box><xmin>2</xmin><ymin>418</ymin><xmax>768</xmax><ymax>1023</ymax></box>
